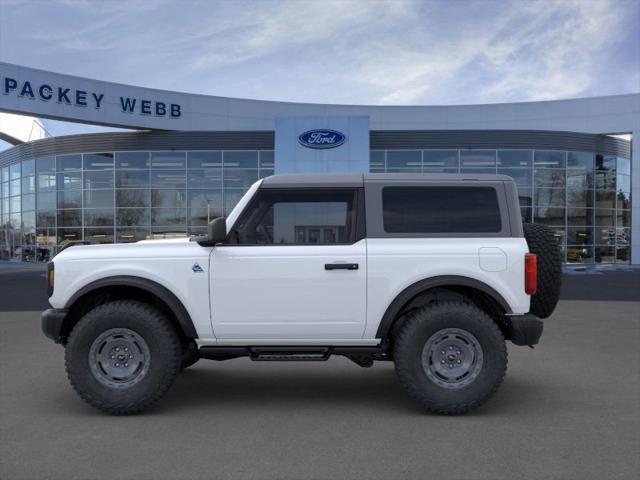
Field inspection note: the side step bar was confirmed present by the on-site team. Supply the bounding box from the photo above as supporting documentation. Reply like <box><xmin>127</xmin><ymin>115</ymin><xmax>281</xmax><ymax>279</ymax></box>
<box><xmin>198</xmin><ymin>346</ymin><xmax>388</xmax><ymax>367</ymax></box>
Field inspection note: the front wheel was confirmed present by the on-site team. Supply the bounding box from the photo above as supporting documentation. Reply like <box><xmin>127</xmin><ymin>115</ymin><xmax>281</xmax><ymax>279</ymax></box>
<box><xmin>394</xmin><ymin>301</ymin><xmax>507</xmax><ymax>415</ymax></box>
<box><xmin>65</xmin><ymin>300</ymin><xmax>182</xmax><ymax>415</ymax></box>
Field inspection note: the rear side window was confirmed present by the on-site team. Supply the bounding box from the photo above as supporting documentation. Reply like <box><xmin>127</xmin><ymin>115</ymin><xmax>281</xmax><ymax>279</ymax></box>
<box><xmin>382</xmin><ymin>186</ymin><xmax>502</xmax><ymax>234</ymax></box>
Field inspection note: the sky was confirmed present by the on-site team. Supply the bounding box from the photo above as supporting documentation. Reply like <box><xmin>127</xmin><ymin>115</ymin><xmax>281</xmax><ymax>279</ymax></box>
<box><xmin>0</xmin><ymin>0</ymin><xmax>639</xmax><ymax>142</ymax></box>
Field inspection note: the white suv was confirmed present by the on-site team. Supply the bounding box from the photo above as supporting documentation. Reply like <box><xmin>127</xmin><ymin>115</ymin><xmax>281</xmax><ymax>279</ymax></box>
<box><xmin>42</xmin><ymin>173</ymin><xmax>561</xmax><ymax>415</ymax></box>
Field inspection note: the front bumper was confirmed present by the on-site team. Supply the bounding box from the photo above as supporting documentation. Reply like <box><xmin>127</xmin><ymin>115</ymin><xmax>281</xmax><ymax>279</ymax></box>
<box><xmin>41</xmin><ymin>308</ymin><xmax>69</xmax><ymax>344</ymax></box>
<box><xmin>506</xmin><ymin>314</ymin><xmax>543</xmax><ymax>346</ymax></box>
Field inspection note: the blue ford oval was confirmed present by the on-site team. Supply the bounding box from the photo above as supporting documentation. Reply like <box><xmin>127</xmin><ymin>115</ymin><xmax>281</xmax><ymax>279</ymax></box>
<box><xmin>298</xmin><ymin>129</ymin><xmax>346</xmax><ymax>149</ymax></box>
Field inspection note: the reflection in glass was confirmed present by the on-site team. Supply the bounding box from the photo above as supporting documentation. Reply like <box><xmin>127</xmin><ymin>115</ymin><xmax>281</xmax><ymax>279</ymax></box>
<box><xmin>83</xmin><ymin>153</ymin><xmax>114</xmax><ymax>170</ymax></box>
<box><xmin>534</xmin><ymin>151</ymin><xmax>566</xmax><ymax>168</ymax></box>
<box><xmin>116</xmin><ymin>152</ymin><xmax>149</xmax><ymax>169</ymax></box>
<box><xmin>150</xmin><ymin>152</ymin><xmax>186</xmax><ymax>169</ymax></box>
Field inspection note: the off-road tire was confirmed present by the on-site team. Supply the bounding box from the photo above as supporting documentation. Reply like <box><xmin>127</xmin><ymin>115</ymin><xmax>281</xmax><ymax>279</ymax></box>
<box><xmin>181</xmin><ymin>343</ymin><xmax>200</xmax><ymax>370</ymax></box>
<box><xmin>523</xmin><ymin>223</ymin><xmax>562</xmax><ymax>318</ymax></box>
<box><xmin>394</xmin><ymin>301</ymin><xmax>507</xmax><ymax>415</ymax></box>
<box><xmin>65</xmin><ymin>300</ymin><xmax>182</xmax><ymax>415</ymax></box>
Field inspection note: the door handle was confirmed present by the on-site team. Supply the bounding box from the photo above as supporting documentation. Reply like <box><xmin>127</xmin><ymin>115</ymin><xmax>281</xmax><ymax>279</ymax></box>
<box><xmin>325</xmin><ymin>263</ymin><xmax>359</xmax><ymax>271</ymax></box>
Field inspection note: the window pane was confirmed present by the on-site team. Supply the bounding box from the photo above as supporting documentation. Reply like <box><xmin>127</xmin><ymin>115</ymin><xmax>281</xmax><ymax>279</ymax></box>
<box><xmin>36</xmin><ymin>211</ymin><xmax>55</xmax><ymax>228</ymax></box>
<box><xmin>594</xmin><ymin>227</ymin><xmax>616</xmax><ymax>245</ymax></box>
<box><xmin>223</xmin><ymin>151</ymin><xmax>258</xmax><ymax>168</ymax></box>
<box><xmin>535</xmin><ymin>187</ymin><xmax>565</xmax><ymax>208</ymax></box>
<box><xmin>57</xmin><ymin>209</ymin><xmax>82</xmax><ymax>227</ymax></box>
<box><xmin>567</xmin><ymin>208</ymin><xmax>594</xmax><ymax>226</ymax></box>
<box><xmin>616</xmin><ymin>157</ymin><xmax>630</xmax><ymax>176</ymax></box>
<box><xmin>566</xmin><ymin>188</ymin><xmax>593</xmax><ymax>208</ymax></box>
<box><xmin>188</xmin><ymin>189</ymin><xmax>223</xmax><ymax>209</ymax></box>
<box><xmin>84</xmin><ymin>170</ymin><xmax>114</xmax><ymax>189</ymax></box>
<box><xmin>616</xmin><ymin>247</ymin><xmax>630</xmax><ymax>263</ymax></box>
<box><xmin>594</xmin><ymin>209</ymin><xmax>615</xmax><ymax>226</ymax></box>
<box><xmin>235</xmin><ymin>190</ymin><xmax>355</xmax><ymax>244</ymax></box>
<box><xmin>37</xmin><ymin>191</ymin><xmax>56</xmax><ymax>211</ymax></box>
<box><xmin>116</xmin><ymin>189</ymin><xmax>149</xmax><ymax>208</ymax></box>
<box><xmin>595</xmin><ymin>190</ymin><xmax>616</xmax><ymax>209</ymax></box>
<box><xmin>187</xmin><ymin>151</ymin><xmax>222</xmax><ymax>169</ymax></box>
<box><xmin>85</xmin><ymin>228</ymin><xmax>114</xmax><ymax>244</ymax></box>
<box><xmin>460</xmin><ymin>150</ymin><xmax>496</xmax><ymax>168</ymax></box>
<box><xmin>84</xmin><ymin>190</ymin><xmax>114</xmax><ymax>209</ymax></box>
<box><xmin>36</xmin><ymin>157</ymin><xmax>55</xmax><ymax>174</ymax></box>
<box><xmin>567</xmin><ymin>169</ymin><xmax>593</xmax><ymax>189</ymax></box>
<box><xmin>57</xmin><ymin>154</ymin><xmax>82</xmax><ymax>171</ymax></box>
<box><xmin>616</xmin><ymin>191</ymin><xmax>631</xmax><ymax>210</ymax></box>
<box><xmin>566</xmin><ymin>246</ymin><xmax>593</xmax><ymax>264</ymax></box>
<box><xmin>567</xmin><ymin>227</ymin><xmax>593</xmax><ymax>245</ymax></box>
<box><xmin>57</xmin><ymin>228</ymin><xmax>82</xmax><ymax>244</ymax></box>
<box><xmin>520</xmin><ymin>207</ymin><xmax>532</xmax><ymax>223</ymax></box>
<box><xmin>83</xmin><ymin>153</ymin><xmax>114</xmax><ymax>170</ymax></box>
<box><xmin>616</xmin><ymin>174</ymin><xmax>630</xmax><ymax>193</ymax></box>
<box><xmin>594</xmin><ymin>246</ymin><xmax>615</xmax><ymax>264</ymax></box>
<box><xmin>116</xmin><ymin>152</ymin><xmax>149</xmax><ymax>169</ymax></box>
<box><xmin>151</xmin><ymin>189</ymin><xmax>186</xmax><ymax>208</ymax></box>
<box><xmin>259</xmin><ymin>151</ymin><xmax>274</xmax><ymax>168</ymax></box>
<box><xmin>22</xmin><ymin>193</ymin><xmax>35</xmax><ymax>211</ymax></box>
<box><xmin>57</xmin><ymin>171</ymin><xmax>82</xmax><ymax>190</ymax></box>
<box><xmin>1</xmin><ymin>167</ymin><xmax>8</xmax><ymax>183</ymax></box>
<box><xmin>116</xmin><ymin>170</ymin><xmax>149</xmax><ymax>188</ymax></box>
<box><xmin>534</xmin><ymin>207</ymin><xmax>564</xmax><ymax>225</ymax></box>
<box><xmin>151</xmin><ymin>170</ymin><xmax>186</xmax><ymax>188</ymax></box>
<box><xmin>116</xmin><ymin>227</ymin><xmax>150</xmax><ymax>243</ymax></box>
<box><xmin>22</xmin><ymin>159</ymin><xmax>35</xmax><ymax>176</ymax></box>
<box><xmin>223</xmin><ymin>169</ymin><xmax>258</xmax><ymax>188</ymax></box>
<box><xmin>370</xmin><ymin>151</ymin><xmax>385</xmax><ymax>169</ymax></box>
<box><xmin>187</xmin><ymin>169</ymin><xmax>222</xmax><ymax>188</ymax></box>
<box><xmin>616</xmin><ymin>210</ymin><xmax>630</xmax><ymax>227</ymax></box>
<box><xmin>117</xmin><ymin>208</ymin><xmax>149</xmax><ymax>226</ymax></box>
<box><xmin>150</xmin><ymin>152</ymin><xmax>186</xmax><ymax>169</ymax></box>
<box><xmin>534</xmin><ymin>151</ymin><xmax>566</xmax><ymax>168</ymax></box>
<box><xmin>423</xmin><ymin>150</ymin><xmax>458</xmax><ymax>170</ymax></box>
<box><xmin>84</xmin><ymin>209</ymin><xmax>115</xmax><ymax>226</ymax></box>
<box><xmin>596</xmin><ymin>155</ymin><xmax>616</xmax><ymax>172</ymax></box>
<box><xmin>567</xmin><ymin>151</ymin><xmax>594</xmax><ymax>169</ymax></box>
<box><xmin>10</xmin><ymin>179</ymin><xmax>20</xmax><ymax>196</ymax></box>
<box><xmin>37</xmin><ymin>173</ymin><xmax>56</xmax><ymax>191</ymax></box>
<box><xmin>151</xmin><ymin>208</ymin><xmax>187</xmax><ymax>227</ymax></box>
<box><xmin>534</xmin><ymin>169</ymin><xmax>565</xmax><ymax>188</ymax></box>
<box><xmin>387</xmin><ymin>151</ymin><xmax>421</xmax><ymax>168</ymax></box>
<box><xmin>497</xmin><ymin>150</ymin><xmax>532</xmax><ymax>168</ymax></box>
<box><xmin>189</xmin><ymin>207</ymin><xmax>223</xmax><ymax>226</ymax></box>
<box><xmin>383</xmin><ymin>187</ymin><xmax>501</xmax><ymax>234</ymax></box>
<box><xmin>57</xmin><ymin>190</ymin><xmax>82</xmax><ymax>209</ymax></box>
<box><xmin>21</xmin><ymin>175</ymin><xmax>36</xmax><ymax>194</ymax></box>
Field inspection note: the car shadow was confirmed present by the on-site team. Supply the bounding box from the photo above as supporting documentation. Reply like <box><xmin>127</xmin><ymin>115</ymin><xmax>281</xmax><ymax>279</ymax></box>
<box><xmin>154</xmin><ymin>361</ymin><xmax>553</xmax><ymax>417</ymax></box>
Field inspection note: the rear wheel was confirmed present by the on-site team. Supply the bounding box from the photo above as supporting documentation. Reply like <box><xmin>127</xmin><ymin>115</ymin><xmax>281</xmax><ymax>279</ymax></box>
<box><xmin>394</xmin><ymin>301</ymin><xmax>507</xmax><ymax>415</ymax></box>
<box><xmin>65</xmin><ymin>300</ymin><xmax>182</xmax><ymax>415</ymax></box>
<box><xmin>523</xmin><ymin>223</ymin><xmax>562</xmax><ymax>318</ymax></box>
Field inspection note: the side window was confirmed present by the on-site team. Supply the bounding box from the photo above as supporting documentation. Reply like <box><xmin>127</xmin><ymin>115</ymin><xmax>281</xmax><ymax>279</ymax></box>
<box><xmin>233</xmin><ymin>189</ymin><xmax>358</xmax><ymax>245</ymax></box>
<box><xmin>382</xmin><ymin>186</ymin><xmax>502</xmax><ymax>234</ymax></box>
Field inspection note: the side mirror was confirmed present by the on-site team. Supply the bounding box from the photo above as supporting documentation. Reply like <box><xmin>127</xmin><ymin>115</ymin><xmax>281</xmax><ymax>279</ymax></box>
<box><xmin>207</xmin><ymin>216</ymin><xmax>227</xmax><ymax>244</ymax></box>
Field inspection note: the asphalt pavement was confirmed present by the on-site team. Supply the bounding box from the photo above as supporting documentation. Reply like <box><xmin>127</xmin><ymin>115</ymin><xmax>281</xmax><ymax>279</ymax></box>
<box><xmin>1</xmin><ymin>262</ymin><xmax>639</xmax><ymax>479</ymax></box>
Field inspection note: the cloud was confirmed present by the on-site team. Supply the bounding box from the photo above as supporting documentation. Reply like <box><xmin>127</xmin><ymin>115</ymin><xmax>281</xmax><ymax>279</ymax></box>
<box><xmin>0</xmin><ymin>0</ymin><xmax>637</xmax><ymax>106</ymax></box>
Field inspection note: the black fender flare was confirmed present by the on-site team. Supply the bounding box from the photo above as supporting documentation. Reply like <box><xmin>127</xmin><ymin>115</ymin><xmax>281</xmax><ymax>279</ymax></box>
<box><xmin>65</xmin><ymin>275</ymin><xmax>198</xmax><ymax>338</ymax></box>
<box><xmin>375</xmin><ymin>275</ymin><xmax>512</xmax><ymax>339</ymax></box>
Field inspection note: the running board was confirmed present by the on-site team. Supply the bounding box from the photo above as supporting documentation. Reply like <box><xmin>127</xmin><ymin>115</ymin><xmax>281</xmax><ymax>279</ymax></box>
<box><xmin>198</xmin><ymin>346</ymin><xmax>387</xmax><ymax>367</ymax></box>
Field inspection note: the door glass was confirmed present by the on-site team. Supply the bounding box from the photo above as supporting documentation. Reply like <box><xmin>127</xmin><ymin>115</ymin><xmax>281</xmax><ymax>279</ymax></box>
<box><xmin>234</xmin><ymin>190</ymin><xmax>356</xmax><ymax>245</ymax></box>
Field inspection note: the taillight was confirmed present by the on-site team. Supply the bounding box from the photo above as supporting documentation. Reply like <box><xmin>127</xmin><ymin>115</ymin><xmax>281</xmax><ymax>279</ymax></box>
<box><xmin>47</xmin><ymin>262</ymin><xmax>54</xmax><ymax>297</ymax></box>
<box><xmin>524</xmin><ymin>253</ymin><xmax>537</xmax><ymax>295</ymax></box>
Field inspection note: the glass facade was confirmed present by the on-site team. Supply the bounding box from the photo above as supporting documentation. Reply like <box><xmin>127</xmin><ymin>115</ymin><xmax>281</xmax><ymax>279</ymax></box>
<box><xmin>0</xmin><ymin>147</ymin><xmax>632</xmax><ymax>264</ymax></box>
<box><xmin>371</xmin><ymin>149</ymin><xmax>632</xmax><ymax>264</ymax></box>
<box><xmin>1</xmin><ymin>150</ymin><xmax>274</xmax><ymax>261</ymax></box>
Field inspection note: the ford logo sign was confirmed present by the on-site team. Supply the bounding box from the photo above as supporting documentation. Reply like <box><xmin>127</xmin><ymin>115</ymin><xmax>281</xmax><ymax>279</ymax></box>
<box><xmin>298</xmin><ymin>129</ymin><xmax>346</xmax><ymax>149</ymax></box>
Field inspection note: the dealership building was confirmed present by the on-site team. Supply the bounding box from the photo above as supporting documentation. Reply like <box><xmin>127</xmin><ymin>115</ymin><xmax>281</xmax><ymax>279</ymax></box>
<box><xmin>0</xmin><ymin>62</ymin><xmax>638</xmax><ymax>264</ymax></box>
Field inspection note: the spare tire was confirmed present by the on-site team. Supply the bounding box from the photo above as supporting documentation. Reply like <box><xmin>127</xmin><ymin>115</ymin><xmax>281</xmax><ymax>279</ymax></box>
<box><xmin>523</xmin><ymin>223</ymin><xmax>562</xmax><ymax>318</ymax></box>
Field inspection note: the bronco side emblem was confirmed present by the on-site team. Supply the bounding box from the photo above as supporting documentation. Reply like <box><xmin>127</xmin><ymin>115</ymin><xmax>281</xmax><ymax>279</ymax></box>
<box><xmin>192</xmin><ymin>263</ymin><xmax>204</xmax><ymax>273</ymax></box>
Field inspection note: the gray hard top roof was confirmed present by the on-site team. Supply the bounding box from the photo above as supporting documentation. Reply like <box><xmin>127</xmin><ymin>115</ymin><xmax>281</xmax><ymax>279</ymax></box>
<box><xmin>261</xmin><ymin>172</ymin><xmax>515</xmax><ymax>188</ymax></box>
